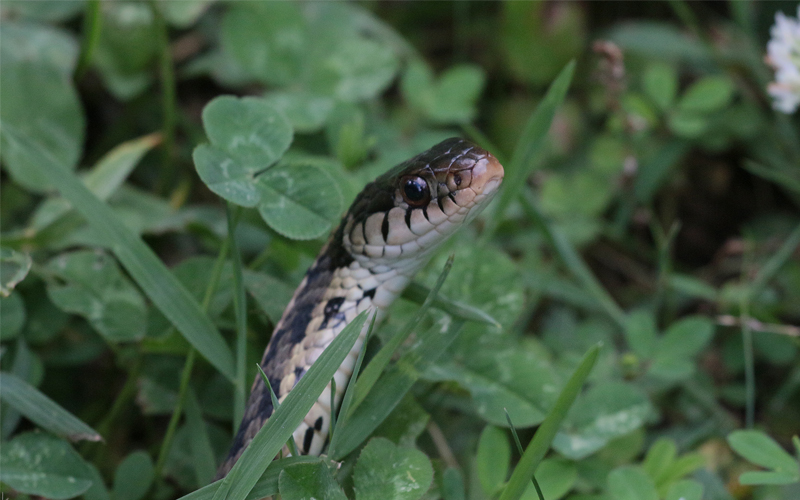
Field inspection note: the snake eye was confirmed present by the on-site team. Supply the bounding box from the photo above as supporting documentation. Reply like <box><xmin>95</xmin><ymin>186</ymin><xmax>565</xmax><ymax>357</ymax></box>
<box><xmin>401</xmin><ymin>176</ymin><xmax>430</xmax><ymax>206</ymax></box>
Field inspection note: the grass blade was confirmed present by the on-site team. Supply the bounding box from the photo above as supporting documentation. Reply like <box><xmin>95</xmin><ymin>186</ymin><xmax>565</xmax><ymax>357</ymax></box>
<box><xmin>498</xmin><ymin>344</ymin><xmax>601</xmax><ymax>500</ymax></box>
<box><xmin>185</xmin><ymin>387</ymin><xmax>217</xmax><ymax>487</ymax></box>
<box><xmin>332</xmin><ymin>318</ymin><xmax>466</xmax><ymax>460</ymax></box>
<box><xmin>521</xmin><ymin>189</ymin><xmax>626</xmax><ymax>329</ymax></box>
<box><xmin>227</xmin><ymin>204</ymin><xmax>248</xmax><ymax>428</ymax></box>
<box><xmin>327</xmin><ymin>312</ymin><xmax>376</xmax><ymax>458</ymax></box>
<box><xmin>350</xmin><ymin>256</ymin><xmax>454</xmax><ymax>411</ymax></box>
<box><xmin>176</xmin><ymin>456</ymin><xmax>322</xmax><ymax>500</ymax></box>
<box><xmin>749</xmin><ymin>223</ymin><xmax>800</xmax><ymax>296</ymax></box>
<box><xmin>208</xmin><ymin>311</ymin><xmax>369</xmax><ymax>500</ymax></box>
<box><xmin>0</xmin><ymin>373</ymin><xmax>101</xmax><ymax>442</ymax></box>
<box><xmin>483</xmin><ymin>60</ymin><xmax>576</xmax><ymax>240</ymax></box>
<box><xmin>402</xmin><ymin>281</ymin><xmax>499</xmax><ymax>327</ymax></box>
<box><xmin>2</xmin><ymin>126</ymin><xmax>236</xmax><ymax>381</ymax></box>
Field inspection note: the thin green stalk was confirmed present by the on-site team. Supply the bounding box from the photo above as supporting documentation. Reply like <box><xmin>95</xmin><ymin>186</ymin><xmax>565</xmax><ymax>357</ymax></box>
<box><xmin>153</xmin><ymin>236</ymin><xmax>232</xmax><ymax>478</ymax></box>
<box><xmin>257</xmin><ymin>365</ymin><xmax>299</xmax><ymax>457</ymax></box>
<box><xmin>74</xmin><ymin>0</ymin><xmax>102</xmax><ymax>81</ymax></box>
<box><xmin>505</xmin><ymin>410</ymin><xmax>544</xmax><ymax>500</ymax></box>
<box><xmin>154</xmin><ymin>349</ymin><xmax>197</xmax><ymax>477</ymax></box>
<box><xmin>520</xmin><ymin>189</ymin><xmax>626</xmax><ymax>329</ymax></box>
<box><xmin>82</xmin><ymin>354</ymin><xmax>142</xmax><ymax>458</ymax></box>
<box><xmin>226</xmin><ymin>204</ymin><xmax>247</xmax><ymax>430</ymax></box>
<box><xmin>150</xmin><ymin>0</ymin><xmax>177</xmax><ymax>195</ymax></box>
<box><xmin>749</xmin><ymin>224</ymin><xmax>800</xmax><ymax>295</ymax></box>
<box><xmin>740</xmin><ymin>292</ymin><xmax>755</xmax><ymax>429</ymax></box>
<box><xmin>740</xmin><ymin>239</ymin><xmax>756</xmax><ymax>429</ymax></box>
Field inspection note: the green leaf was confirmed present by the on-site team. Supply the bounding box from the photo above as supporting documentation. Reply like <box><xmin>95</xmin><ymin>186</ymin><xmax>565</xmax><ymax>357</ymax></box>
<box><xmin>263</xmin><ymin>91</ymin><xmax>335</xmax><ymax>133</ymax></box>
<box><xmin>185</xmin><ymin>388</ymin><xmax>217</xmax><ymax>487</ymax></box>
<box><xmin>278</xmin><ymin>462</ymin><xmax>347</xmax><ymax>500</ymax></box>
<box><xmin>0</xmin><ymin>373</ymin><xmax>101</xmax><ymax>442</ymax></box>
<box><xmin>664</xmin><ymin>479</ymin><xmax>703</xmax><ymax>500</ymax></box>
<box><xmin>210</xmin><ymin>312</ymin><xmax>368</xmax><ymax>500</ymax></box>
<box><xmin>442</xmin><ymin>467</ymin><xmax>465</xmax><ymax>500</ymax></box>
<box><xmin>498</xmin><ymin>344</ymin><xmax>600</xmax><ymax>500</ymax></box>
<box><xmin>642</xmin><ymin>438</ymin><xmax>677</xmax><ymax>483</ymax></box>
<box><xmin>113</xmin><ymin>451</ymin><xmax>154</xmax><ymax>500</ymax></box>
<box><xmin>606</xmin><ymin>22</ymin><xmax>712</xmax><ymax>64</ymax></box>
<box><xmin>93</xmin><ymin>1</ymin><xmax>158</xmax><ymax>100</ymax></box>
<box><xmin>83</xmin><ymin>463</ymin><xmax>112</xmax><ymax>500</ymax></box>
<box><xmin>632</xmin><ymin>140</ymin><xmax>689</xmax><ymax>202</ymax></box>
<box><xmin>553</xmin><ymin>382</ymin><xmax>652</xmax><ymax>460</ymax></box>
<box><xmin>607</xmin><ymin>466</ymin><xmax>658</xmax><ymax>500</ymax></box>
<box><xmin>424</xmin><ymin>340</ymin><xmax>554</xmax><ymax>428</ymax></box>
<box><xmin>624</xmin><ymin>309</ymin><xmax>658</xmax><ymax>359</ymax></box>
<box><xmin>500</xmin><ymin>2</ymin><xmax>584</xmax><ymax>86</ymax></box>
<box><xmin>520</xmin><ymin>458</ymin><xmax>577</xmax><ymax>500</ymax></box>
<box><xmin>353</xmin><ymin>437</ymin><xmax>434</xmax><ymax>500</ymax></box>
<box><xmin>242</xmin><ymin>269</ymin><xmax>295</xmax><ymax>323</ymax></box>
<box><xmin>649</xmin><ymin>316</ymin><xmax>714</xmax><ymax>382</ymax></box>
<box><xmin>316</xmin><ymin>38</ymin><xmax>399</xmax><ymax>102</ymax></box>
<box><xmin>371</xmin><ymin>394</ymin><xmax>430</xmax><ymax>448</ymax></box>
<box><xmin>221</xmin><ymin>2</ymin><xmax>306</xmax><ymax>86</ymax></box>
<box><xmin>194</xmin><ymin>145</ymin><xmax>260</xmax><ymax>207</ymax></box>
<box><xmin>194</xmin><ymin>96</ymin><xmax>294</xmax><ymax>207</ymax></box>
<box><xmin>728</xmin><ymin>430</ymin><xmax>800</xmax><ymax>484</ymax></box>
<box><xmin>401</xmin><ymin>281</ymin><xmax>499</xmax><ymax>327</ymax></box>
<box><xmin>643</xmin><ymin>62</ymin><xmax>678</xmax><ymax>111</ymax></box>
<box><xmin>3</xmin><ymin>125</ymin><xmax>236</xmax><ymax>381</ymax></box>
<box><xmin>177</xmin><ymin>457</ymin><xmax>322</xmax><ymax>500</ymax></box>
<box><xmin>0</xmin><ymin>432</ymin><xmax>94</xmax><ymax>499</ymax></box>
<box><xmin>202</xmin><ymin>96</ymin><xmax>293</xmax><ymax>171</ymax></box>
<box><xmin>678</xmin><ymin>76</ymin><xmax>735</xmax><ymax>113</ymax></box>
<box><xmin>47</xmin><ymin>250</ymin><xmax>147</xmax><ymax>342</ymax></box>
<box><xmin>401</xmin><ymin>60</ymin><xmax>485</xmax><ymax>124</ymax></box>
<box><xmin>1</xmin><ymin>247</ymin><xmax>32</xmax><ymax>296</ymax></box>
<box><xmin>0</xmin><ymin>22</ymin><xmax>84</xmax><ymax>192</ymax></box>
<box><xmin>332</xmin><ymin>318</ymin><xmax>465</xmax><ymax>460</ymax></box>
<box><xmin>667</xmin><ymin>111</ymin><xmax>708</xmax><ymax>138</ymax></box>
<box><xmin>30</xmin><ymin>133</ymin><xmax>161</xmax><ymax>234</ymax></box>
<box><xmin>0</xmin><ymin>291</ymin><xmax>26</xmax><ymax>341</ymax></box>
<box><xmin>486</xmin><ymin>60</ymin><xmax>575</xmax><ymax>238</ymax></box>
<box><xmin>477</xmin><ymin>426</ymin><xmax>511</xmax><ymax>495</ymax></box>
<box><xmin>255</xmin><ymin>162</ymin><xmax>343</xmax><ymax>240</ymax></box>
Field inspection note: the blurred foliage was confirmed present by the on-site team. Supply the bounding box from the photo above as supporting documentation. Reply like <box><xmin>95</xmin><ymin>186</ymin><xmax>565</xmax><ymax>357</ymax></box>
<box><xmin>1</xmin><ymin>1</ymin><xmax>799</xmax><ymax>500</ymax></box>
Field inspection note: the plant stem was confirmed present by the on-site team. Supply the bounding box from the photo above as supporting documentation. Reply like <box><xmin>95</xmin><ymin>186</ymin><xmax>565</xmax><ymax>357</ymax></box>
<box><xmin>151</xmin><ymin>0</ymin><xmax>177</xmax><ymax>195</ymax></box>
<box><xmin>74</xmin><ymin>0</ymin><xmax>102</xmax><ymax>82</ymax></box>
<box><xmin>153</xmin><ymin>235</ymin><xmax>232</xmax><ymax>479</ymax></box>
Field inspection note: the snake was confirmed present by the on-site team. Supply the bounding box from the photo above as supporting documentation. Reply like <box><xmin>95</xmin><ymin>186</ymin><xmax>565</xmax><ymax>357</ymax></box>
<box><xmin>216</xmin><ymin>137</ymin><xmax>504</xmax><ymax>477</ymax></box>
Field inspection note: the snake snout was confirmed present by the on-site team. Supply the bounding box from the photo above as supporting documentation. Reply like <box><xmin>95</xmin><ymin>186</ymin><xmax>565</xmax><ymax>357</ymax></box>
<box><xmin>471</xmin><ymin>154</ymin><xmax>504</xmax><ymax>196</ymax></box>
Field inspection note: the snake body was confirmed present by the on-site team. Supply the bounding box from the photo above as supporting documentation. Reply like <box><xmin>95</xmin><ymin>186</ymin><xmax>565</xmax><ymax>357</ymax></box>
<box><xmin>217</xmin><ymin>138</ymin><xmax>504</xmax><ymax>476</ymax></box>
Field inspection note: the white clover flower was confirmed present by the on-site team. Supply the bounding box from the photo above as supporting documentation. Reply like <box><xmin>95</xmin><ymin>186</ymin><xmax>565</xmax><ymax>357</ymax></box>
<box><xmin>766</xmin><ymin>5</ymin><xmax>800</xmax><ymax>114</ymax></box>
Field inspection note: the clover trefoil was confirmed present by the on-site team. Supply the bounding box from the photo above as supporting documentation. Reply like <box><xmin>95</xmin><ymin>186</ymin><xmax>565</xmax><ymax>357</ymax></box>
<box><xmin>766</xmin><ymin>5</ymin><xmax>800</xmax><ymax>114</ymax></box>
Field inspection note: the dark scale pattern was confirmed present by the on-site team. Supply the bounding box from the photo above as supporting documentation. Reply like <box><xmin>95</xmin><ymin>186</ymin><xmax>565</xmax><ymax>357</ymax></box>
<box><xmin>216</xmin><ymin>137</ymin><xmax>491</xmax><ymax>479</ymax></box>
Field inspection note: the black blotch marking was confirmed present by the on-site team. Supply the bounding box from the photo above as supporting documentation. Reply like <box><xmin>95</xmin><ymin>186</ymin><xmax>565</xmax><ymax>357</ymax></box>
<box><xmin>322</xmin><ymin>296</ymin><xmax>345</xmax><ymax>328</ymax></box>
<box><xmin>448</xmin><ymin>192</ymin><xmax>457</xmax><ymax>205</ymax></box>
<box><xmin>314</xmin><ymin>416</ymin><xmax>324</xmax><ymax>431</ymax></box>
<box><xmin>361</xmin><ymin>221</ymin><xmax>367</xmax><ymax>245</ymax></box>
<box><xmin>381</xmin><ymin>211</ymin><xmax>390</xmax><ymax>242</ymax></box>
<box><xmin>437</xmin><ymin>196</ymin><xmax>445</xmax><ymax>213</ymax></box>
<box><xmin>294</xmin><ymin>366</ymin><xmax>305</xmax><ymax>382</ymax></box>
<box><xmin>405</xmin><ymin>207</ymin><xmax>413</xmax><ymax>229</ymax></box>
<box><xmin>422</xmin><ymin>206</ymin><xmax>430</xmax><ymax>222</ymax></box>
<box><xmin>454</xmin><ymin>173</ymin><xmax>462</xmax><ymax>186</ymax></box>
<box><xmin>363</xmin><ymin>288</ymin><xmax>376</xmax><ymax>299</ymax></box>
<box><xmin>303</xmin><ymin>426</ymin><xmax>315</xmax><ymax>454</ymax></box>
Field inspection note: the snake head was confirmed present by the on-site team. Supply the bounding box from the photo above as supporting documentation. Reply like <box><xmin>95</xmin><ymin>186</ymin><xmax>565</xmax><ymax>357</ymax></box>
<box><xmin>339</xmin><ymin>138</ymin><xmax>504</xmax><ymax>266</ymax></box>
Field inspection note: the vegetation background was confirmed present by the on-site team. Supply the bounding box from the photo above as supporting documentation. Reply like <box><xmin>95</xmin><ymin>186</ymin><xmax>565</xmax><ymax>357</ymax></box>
<box><xmin>1</xmin><ymin>1</ymin><xmax>799</xmax><ymax>500</ymax></box>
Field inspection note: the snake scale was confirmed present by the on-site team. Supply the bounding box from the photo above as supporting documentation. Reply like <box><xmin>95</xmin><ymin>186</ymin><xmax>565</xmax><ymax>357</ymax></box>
<box><xmin>217</xmin><ymin>138</ymin><xmax>504</xmax><ymax>477</ymax></box>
